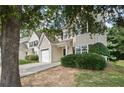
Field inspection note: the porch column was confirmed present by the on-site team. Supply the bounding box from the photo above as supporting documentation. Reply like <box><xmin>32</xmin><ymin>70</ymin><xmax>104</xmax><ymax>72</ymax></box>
<box><xmin>65</xmin><ymin>45</ymin><xmax>68</xmax><ymax>55</ymax></box>
<box><xmin>87</xmin><ymin>44</ymin><xmax>89</xmax><ymax>53</ymax></box>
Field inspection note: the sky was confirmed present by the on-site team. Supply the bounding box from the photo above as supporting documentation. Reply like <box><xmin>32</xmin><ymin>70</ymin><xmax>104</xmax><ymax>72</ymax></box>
<box><xmin>106</xmin><ymin>22</ymin><xmax>113</xmax><ymax>28</ymax></box>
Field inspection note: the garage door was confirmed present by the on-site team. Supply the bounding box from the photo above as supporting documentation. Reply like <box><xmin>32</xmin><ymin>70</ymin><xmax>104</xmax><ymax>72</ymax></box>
<box><xmin>41</xmin><ymin>49</ymin><xmax>50</xmax><ymax>63</ymax></box>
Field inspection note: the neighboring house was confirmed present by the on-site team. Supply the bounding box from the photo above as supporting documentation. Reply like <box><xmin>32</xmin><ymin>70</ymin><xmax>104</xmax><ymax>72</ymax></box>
<box><xmin>27</xmin><ymin>31</ymin><xmax>42</xmax><ymax>55</ymax></box>
<box><xmin>0</xmin><ymin>36</ymin><xmax>30</xmax><ymax>62</ymax></box>
<box><xmin>38</xmin><ymin>30</ymin><xmax>107</xmax><ymax>64</ymax></box>
<box><xmin>19</xmin><ymin>37</ymin><xmax>30</xmax><ymax>59</ymax></box>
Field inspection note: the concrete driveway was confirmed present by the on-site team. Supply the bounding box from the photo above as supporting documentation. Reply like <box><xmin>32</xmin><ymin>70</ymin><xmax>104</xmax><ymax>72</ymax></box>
<box><xmin>0</xmin><ymin>62</ymin><xmax>60</xmax><ymax>79</ymax></box>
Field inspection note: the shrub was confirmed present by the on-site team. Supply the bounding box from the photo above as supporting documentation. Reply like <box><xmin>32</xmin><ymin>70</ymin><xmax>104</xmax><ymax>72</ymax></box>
<box><xmin>25</xmin><ymin>55</ymin><xmax>39</xmax><ymax>61</ymax></box>
<box><xmin>89</xmin><ymin>42</ymin><xmax>110</xmax><ymax>57</ymax></box>
<box><xmin>78</xmin><ymin>53</ymin><xmax>107</xmax><ymax>70</ymax></box>
<box><xmin>61</xmin><ymin>54</ymin><xmax>81</xmax><ymax>67</ymax></box>
<box><xmin>61</xmin><ymin>53</ymin><xmax>107</xmax><ymax>70</ymax></box>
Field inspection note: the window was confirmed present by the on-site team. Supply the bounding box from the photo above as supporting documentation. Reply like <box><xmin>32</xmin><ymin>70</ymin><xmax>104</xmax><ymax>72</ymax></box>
<box><xmin>75</xmin><ymin>46</ymin><xmax>81</xmax><ymax>54</ymax></box>
<box><xmin>29</xmin><ymin>40</ymin><xmax>38</xmax><ymax>47</ymax></box>
<box><xmin>34</xmin><ymin>40</ymin><xmax>38</xmax><ymax>46</ymax></box>
<box><xmin>82</xmin><ymin>46</ymin><xmax>87</xmax><ymax>53</ymax></box>
<box><xmin>63</xmin><ymin>32</ymin><xmax>68</xmax><ymax>40</ymax></box>
<box><xmin>75</xmin><ymin>45</ymin><xmax>88</xmax><ymax>54</ymax></box>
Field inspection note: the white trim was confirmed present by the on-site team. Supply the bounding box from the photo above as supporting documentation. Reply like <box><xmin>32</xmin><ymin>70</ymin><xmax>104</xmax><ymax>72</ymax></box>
<box><xmin>37</xmin><ymin>34</ymin><xmax>44</xmax><ymax>48</ymax></box>
<box><xmin>65</xmin><ymin>45</ymin><xmax>68</xmax><ymax>55</ymax></box>
<box><xmin>50</xmin><ymin>44</ymin><xmax>52</xmax><ymax>63</ymax></box>
<box><xmin>87</xmin><ymin>44</ymin><xmax>89</xmax><ymax>53</ymax></box>
<box><xmin>38</xmin><ymin>33</ymin><xmax>51</xmax><ymax>49</ymax></box>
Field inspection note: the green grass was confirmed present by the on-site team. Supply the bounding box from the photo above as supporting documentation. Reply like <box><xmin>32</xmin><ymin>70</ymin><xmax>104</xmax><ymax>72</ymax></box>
<box><xmin>75</xmin><ymin>60</ymin><xmax>124</xmax><ymax>87</ymax></box>
<box><xmin>19</xmin><ymin>59</ymin><xmax>38</xmax><ymax>65</ymax></box>
<box><xmin>113</xmin><ymin>60</ymin><xmax>124</xmax><ymax>67</ymax></box>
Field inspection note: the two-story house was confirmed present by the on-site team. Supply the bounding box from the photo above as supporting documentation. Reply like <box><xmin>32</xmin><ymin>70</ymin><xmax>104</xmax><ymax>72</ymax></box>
<box><xmin>38</xmin><ymin>29</ymin><xmax>107</xmax><ymax>64</ymax></box>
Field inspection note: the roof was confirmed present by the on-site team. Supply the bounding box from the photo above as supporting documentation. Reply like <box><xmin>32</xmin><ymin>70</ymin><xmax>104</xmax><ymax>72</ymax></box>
<box><xmin>44</xmin><ymin>33</ymin><xmax>59</xmax><ymax>43</ymax></box>
<box><xmin>54</xmin><ymin>38</ymin><xmax>73</xmax><ymax>47</ymax></box>
<box><xmin>38</xmin><ymin>32</ymin><xmax>59</xmax><ymax>48</ymax></box>
<box><xmin>34</xmin><ymin>31</ymin><xmax>42</xmax><ymax>39</ymax></box>
<box><xmin>20</xmin><ymin>43</ymin><xmax>28</xmax><ymax>49</ymax></box>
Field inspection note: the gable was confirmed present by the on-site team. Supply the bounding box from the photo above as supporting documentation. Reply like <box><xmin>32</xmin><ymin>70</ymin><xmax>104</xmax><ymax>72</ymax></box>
<box><xmin>39</xmin><ymin>34</ymin><xmax>51</xmax><ymax>50</ymax></box>
<box><xmin>29</xmin><ymin>32</ymin><xmax>39</xmax><ymax>42</ymax></box>
<box><xmin>28</xmin><ymin>32</ymin><xmax>40</xmax><ymax>48</ymax></box>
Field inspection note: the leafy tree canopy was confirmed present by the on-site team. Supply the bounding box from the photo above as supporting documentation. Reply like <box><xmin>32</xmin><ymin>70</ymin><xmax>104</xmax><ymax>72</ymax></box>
<box><xmin>107</xmin><ymin>26</ymin><xmax>124</xmax><ymax>54</ymax></box>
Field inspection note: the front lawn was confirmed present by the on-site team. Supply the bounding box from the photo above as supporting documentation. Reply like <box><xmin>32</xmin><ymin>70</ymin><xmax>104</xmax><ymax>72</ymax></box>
<box><xmin>19</xmin><ymin>59</ymin><xmax>38</xmax><ymax>65</ymax></box>
<box><xmin>113</xmin><ymin>60</ymin><xmax>124</xmax><ymax>67</ymax></box>
<box><xmin>75</xmin><ymin>60</ymin><xmax>124</xmax><ymax>87</ymax></box>
<box><xmin>21</xmin><ymin>60</ymin><xmax>124</xmax><ymax>87</ymax></box>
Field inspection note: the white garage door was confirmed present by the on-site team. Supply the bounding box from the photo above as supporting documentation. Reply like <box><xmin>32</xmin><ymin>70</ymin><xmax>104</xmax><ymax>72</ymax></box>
<box><xmin>41</xmin><ymin>49</ymin><xmax>50</xmax><ymax>63</ymax></box>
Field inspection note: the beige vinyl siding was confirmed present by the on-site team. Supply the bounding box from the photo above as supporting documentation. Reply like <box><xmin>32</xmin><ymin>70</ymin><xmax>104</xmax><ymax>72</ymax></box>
<box><xmin>51</xmin><ymin>45</ymin><xmax>63</xmax><ymax>62</ymax></box>
<box><xmin>67</xmin><ymin>45</ymin><xmax>73</xmax><ymax>55</ymax></box>
<box><xmin>19</xmin><ymin>44</ymin><xmax>27</xmax><ymax>59</ymax></box>
<box><xmin>39</xmin><ymin>35</ymin><xmax>51</xmax><ymax>50</ymax></box>
<box><xmin>73</xmin><ymin>33</ymin><xmax>107</xmax><ymax>47</ymax></box>
<box><xmin>19</xmin><ymin>50</ymin><xmax>26</xmax><ymax>60</ymax></box>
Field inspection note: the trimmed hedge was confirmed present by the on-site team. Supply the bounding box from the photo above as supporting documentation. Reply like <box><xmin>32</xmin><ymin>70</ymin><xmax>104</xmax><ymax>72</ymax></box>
<box><xmin>61</xmin><ymin>53</ymin><xmax>107</xmax><ymax>70</ymax></box>
<box><xmin>25</xmin><ymin>55</ymin><xmax>39</xmax><ymax>61</ymax></box>
<box><xmin>77</xmin><ymin>53</ymin><xmax>107</xmax><ymax>70</ymax></box>
<box><xmin>89</xmin><ymin>42</ymin><xmax>110</xmax><ymax>57</ymax></box>
<box><xmin>61</xmin><ymin>54</ymin><xmax>78</xmax><ymax>67</ymax></box>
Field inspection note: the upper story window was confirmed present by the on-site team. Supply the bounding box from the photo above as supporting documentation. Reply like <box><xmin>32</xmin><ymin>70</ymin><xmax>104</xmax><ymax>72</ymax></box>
<box><xmin>63</xmin><ymin>31</ymin><xmax>68</xmax><ymax>40</ymax></box>
<box><xmin>34</xmin><ymin>40</ymin><xmax>38</xmax><ymax>46</ymax></box>
<box><xmin>29</xmin><ymin>40</ymin><xmax>38</xmax><ymax>47</ymax></box>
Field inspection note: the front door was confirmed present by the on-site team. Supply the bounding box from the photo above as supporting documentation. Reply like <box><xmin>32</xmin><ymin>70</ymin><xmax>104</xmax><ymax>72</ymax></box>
<box><xmin>63</xmin><ymin>48</ymin><xmax>66</xmax><ymax>56</ymax></box>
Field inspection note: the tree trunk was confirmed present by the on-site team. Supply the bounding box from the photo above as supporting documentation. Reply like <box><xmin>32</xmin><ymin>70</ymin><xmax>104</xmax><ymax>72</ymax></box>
<box><xmin>0</xmin><ymin>15</ymin><xmax>21</xmax><ymax>86</ymax></box>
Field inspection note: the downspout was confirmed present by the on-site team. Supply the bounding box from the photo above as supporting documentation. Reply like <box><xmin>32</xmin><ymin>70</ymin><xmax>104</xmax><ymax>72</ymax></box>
<box><xmin>86</xmin><ymin>21</ymin><xmax>89</xmax><ymax>53</ymax></box>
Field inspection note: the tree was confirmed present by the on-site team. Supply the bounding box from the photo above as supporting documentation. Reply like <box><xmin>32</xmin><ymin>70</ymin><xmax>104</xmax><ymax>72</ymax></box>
<box><xmin>0</xmin><ymin>6</ymin><xmax>22</xmax><ymax>86</ymax></box>
<box><xmin>0</xmin><ymin>5</ymin><xmax>124</xmax><ymax>87</ymax></box>
<box><xmin>107</xmin><ymin>26</ymin><xmax>124</xmax><ymax>60</ymax></box>
<box><xmin>63</xmin><ymin>5</ymin><xmax>124</xmax><ymax>34</ymax></box>
<box><xmin>0</xmin><ymin>5</ymin><xmax>60</xmax><ymax>87</ymax></box>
